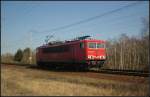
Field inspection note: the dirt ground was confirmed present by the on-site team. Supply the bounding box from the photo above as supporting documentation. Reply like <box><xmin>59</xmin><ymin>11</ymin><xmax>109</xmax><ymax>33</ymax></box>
<box><xmin>1</xmin><ymin>64</ymin><xmax>149</xmax><ymax>96</ymax></box>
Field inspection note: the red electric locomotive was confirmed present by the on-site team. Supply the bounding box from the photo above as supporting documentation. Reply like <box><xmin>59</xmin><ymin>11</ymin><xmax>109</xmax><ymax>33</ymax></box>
<box><xmin>36</xmin><ymin>36</ymin><xmax>106</xmax><ymax>69</ymax></box>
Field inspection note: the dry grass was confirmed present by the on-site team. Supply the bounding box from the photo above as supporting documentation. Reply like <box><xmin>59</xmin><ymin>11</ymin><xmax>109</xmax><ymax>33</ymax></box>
<box><xmin>1</xmin><ymin>64</ymin><xmax>149</xmax><ymax>96</ymax></box>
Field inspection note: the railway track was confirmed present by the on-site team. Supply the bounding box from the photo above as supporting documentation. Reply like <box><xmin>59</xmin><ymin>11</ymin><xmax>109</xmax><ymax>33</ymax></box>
<box><xmin>1</xmin><ymin>62</ymin><xmax>150</xmax><ymax>77</ymax></box>
<box><xmin>91</xmin><ymin>69</ymin><xmax>149</xmax><ymax>77</ymax></box>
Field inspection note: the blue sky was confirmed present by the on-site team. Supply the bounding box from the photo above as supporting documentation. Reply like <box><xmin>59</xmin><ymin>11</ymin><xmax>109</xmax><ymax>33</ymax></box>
<box><xmin>1</xmin><ymin>1</ymin><xmax>149</xmax><ymax>54</ymax></box>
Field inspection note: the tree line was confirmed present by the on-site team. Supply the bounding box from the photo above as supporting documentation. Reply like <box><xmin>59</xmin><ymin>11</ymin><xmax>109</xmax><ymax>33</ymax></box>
<box><xmin>103</xmin><ymin>17</ymin><xmax>149</xmax><ymax>71</ymax></box>
<box><xmin>103</xmin><ymin>32</ymin><xmax>149</xmax><ymax>71</ymax></box>
<box><xmin>1</xmin><ymin>48</ymin><xmax>36</xmax><ymax>64</ymax></box>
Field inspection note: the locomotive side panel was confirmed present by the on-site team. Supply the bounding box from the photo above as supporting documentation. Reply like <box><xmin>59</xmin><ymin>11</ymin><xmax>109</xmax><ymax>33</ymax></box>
<box><xmin>73</xmin><ymin>41</ymin><xmax>86</xmax><ymax>63</ymax></box>
<box><xmin>39</xmin><ymin>45</ymin><xmax>73</xmax><ymax>63</ymax></box>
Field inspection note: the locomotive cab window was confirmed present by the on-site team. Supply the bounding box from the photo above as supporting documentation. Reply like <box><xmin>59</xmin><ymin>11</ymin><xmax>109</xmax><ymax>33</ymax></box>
<box><xmin>80</xmin><ymin>43</ymin><xmax>84</xmax><ymax>48</ymax></box>
<box><xmin>97</xmin><ymin>43</ymin><xmax>105</xmax><ymax>48</ymax></box>
<box><xmin>88</xmin><ymin>43</ymin><xmax>96</xmax><ymax>48</ymax></box>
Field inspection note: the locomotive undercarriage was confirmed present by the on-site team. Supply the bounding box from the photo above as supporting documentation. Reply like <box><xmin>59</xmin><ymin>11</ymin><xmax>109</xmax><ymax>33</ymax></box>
<box><xmin>86</xmin><ymin>60</ymin><xmax>105</xmax><ymax>68</ymax></box>
<box><xmin>37</xmin><ymin>60</ymin><xmax>105</xmax><ymax>71</ymax></box>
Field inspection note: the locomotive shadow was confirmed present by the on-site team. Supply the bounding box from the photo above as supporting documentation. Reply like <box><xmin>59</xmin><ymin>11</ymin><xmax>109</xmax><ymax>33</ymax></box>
<box><xmin>27</xmin><ymin>64</ymin><xmax>89</xmax><ymax>72</ymax></box>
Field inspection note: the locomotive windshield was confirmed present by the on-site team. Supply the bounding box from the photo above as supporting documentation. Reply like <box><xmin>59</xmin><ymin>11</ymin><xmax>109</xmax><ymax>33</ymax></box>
<box><xmin>97</xmin><ymin>43</ymin><xmax>105</xmax><ymax>48</ymax></box>
<box><xmin>88</xmin><ymin>43</ymin><xmax>96</xmax><ymax>48</ymax></box>
<box><xmin>88</xmin><ymin>42</ymin><xmax>105</xmax><ymax>48</ymax></box>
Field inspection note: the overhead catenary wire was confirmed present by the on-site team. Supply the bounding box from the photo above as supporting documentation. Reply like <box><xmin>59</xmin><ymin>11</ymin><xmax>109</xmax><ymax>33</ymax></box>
<box><xmin>2</xmin><ymin>12</ymin><xmax>144</xmax><ymax>49</ymax></box>
<box><xmin>36</xmin><ymin>1</ymin><xmax>143</xmax><ymax>36</ymax></box>
<box><xmin>2</xmin><ymin>15</ymin><xmax>143</xmax><ymax>52</ymax></box>
<box><xmin>62</xmin><ymin>12</ymin><xmax>144</xmax><ymax>37</ymax></box>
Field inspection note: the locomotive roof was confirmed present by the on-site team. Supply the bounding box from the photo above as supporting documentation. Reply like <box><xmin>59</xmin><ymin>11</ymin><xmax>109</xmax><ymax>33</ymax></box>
<box><xmin>38</xmin><ymin>39</ymin><xmax>105</xmax><ymax>48</ymax></box>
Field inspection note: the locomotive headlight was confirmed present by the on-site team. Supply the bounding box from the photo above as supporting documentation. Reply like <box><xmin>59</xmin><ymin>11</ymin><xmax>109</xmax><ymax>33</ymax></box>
<box><xmin>100</xmin><ymin>56</ymin><xmax>101</xmax><ymax>59</ymax></box>
<box><xmin>103</xmin><ymin>56</ymin><xmax>105</xmax><ymax>59</ymax></box>
<box><xmin>88</xmin><ymin>56</ymin><xmax>91</xmax><ymax>59</ymax></box>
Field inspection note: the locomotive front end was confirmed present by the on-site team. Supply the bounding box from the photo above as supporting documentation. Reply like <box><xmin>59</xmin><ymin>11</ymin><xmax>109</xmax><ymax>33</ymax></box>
<box><xmin>85</xmin><ymin>40</ymin><xmax>106</xmax><ymax>68</ymax></box>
